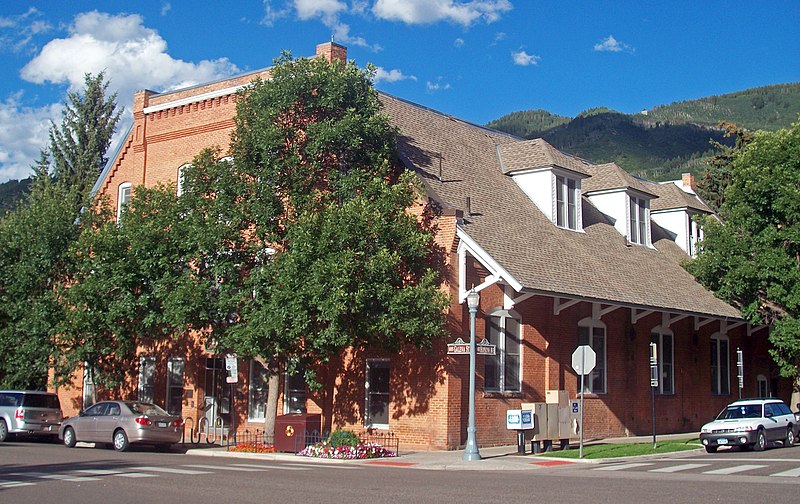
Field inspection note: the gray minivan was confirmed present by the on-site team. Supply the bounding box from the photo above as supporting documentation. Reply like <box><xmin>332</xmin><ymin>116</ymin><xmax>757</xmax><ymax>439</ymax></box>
<box><xmin>0</xmin><ymin>390</ymin><xmax>63</xmax><ymax>442</ymax></box>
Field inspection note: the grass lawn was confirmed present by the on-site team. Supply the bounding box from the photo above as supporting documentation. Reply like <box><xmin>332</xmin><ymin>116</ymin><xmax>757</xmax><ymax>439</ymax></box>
<box><xmin>538</xmin><ymin>438</ymin><xmax>701</xmax><ymax>459</ymax></box>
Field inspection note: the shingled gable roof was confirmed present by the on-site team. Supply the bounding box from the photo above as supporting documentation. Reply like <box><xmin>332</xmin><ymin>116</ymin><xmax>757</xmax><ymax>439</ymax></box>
<box><xmin>582</xmin><ymin>162</ymin><xmax>658</xmax><ymax>198</ymax></box>
<box><xmin>647</xmin><ymin>181</ymin><xmax>712</xmax><ymax>213</ymax></box>
<box><xmin>498</xmin><ymin>138</ymin><xmax>592</xmax><ymax>177</ymax></box>
<box><xmin>379</xmin><ymin>92</ymin><xmax>741</xmax><ymax>319</ymax></box>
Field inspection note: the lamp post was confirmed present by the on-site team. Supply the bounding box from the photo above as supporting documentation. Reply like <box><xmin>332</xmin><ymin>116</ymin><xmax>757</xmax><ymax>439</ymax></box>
<box><xmin>463</xmin><ymin>288</ymin><xmax>481</xmax><ymax>461</ymax></box>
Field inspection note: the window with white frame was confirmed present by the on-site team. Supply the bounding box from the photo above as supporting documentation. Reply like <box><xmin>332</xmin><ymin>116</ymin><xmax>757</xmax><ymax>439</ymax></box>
<box><xmin>166</xmin><ymin>358</ymin><xmax>185</xmax><ymax>415</ymax></box>
<box><xmin>650</xmin><ymin>327</ymin><xmax>674</xmax><ymax>395</ymax></box>
<box><xmin>138</xmin><ymin>356</ymin><xmax>155</xmax><ymax>403</ymax></box>
<box><xmin>577</xmin><ymin>317</ymin><xmax>607</xmax><ymax>394</ymax></box>
<box><xmin>556</xmin><ymin>175</ymin><xmax>579</xmax><ymax>230</ymax></box>
<box><xmin>484</xmin><ymin>308</ymin><xmax>521</xmax><ymax>392</ymax></box>
<box><xmin>757</xmin><ymin>374</ymin><xmax>770</xmax><ymax>398</ymax></box>
<box><xmin>710</xmin><ymin>333</ymin><xmax>730</xmax><ymax>395</ymax></box>
<box><xmin>284</xmin><ymin>369</ymin><xmax>307</xmax><ymax>414</ymax></box>
<box><xmin>248</xmin><ymin>359</ymin><xmax>269</xmax><ymax>421</ymax></box>
<box><xmin>117</xmin><ymin>182</ymin><xmax>132</xmax><ymax>223</ymax></box>
<box><xmin>628</xmin><ymin>195</ymin><xmax>649</xmax><ymax>245</ymax></box>
<box><xmin>365</xmin><ymin>359</ymin><xmax>390</xmax><ymax>428</ymax></box>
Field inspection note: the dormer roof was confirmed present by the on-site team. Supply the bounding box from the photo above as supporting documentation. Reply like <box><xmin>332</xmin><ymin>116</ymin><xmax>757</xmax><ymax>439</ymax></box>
<box><xmin>582</xmin><ymin>162</ymin><xmax>658</xmax><ymax>198</ymax></box>
<box><xmin>498</xmin><ymin>138</ymin><xmax>592</xmax><ymax>177</ymax></box>
<box><xmin>648</xmin><ymin>181</ymin><xmax>711</xmax><ymax>213</ymax></box>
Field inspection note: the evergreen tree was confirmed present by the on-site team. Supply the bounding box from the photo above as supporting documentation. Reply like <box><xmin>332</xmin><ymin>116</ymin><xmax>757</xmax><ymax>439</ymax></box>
<box><xmin>49</xmin><ymin>72</ymin><xmax>121</xmax><ymax>197</ymax></box>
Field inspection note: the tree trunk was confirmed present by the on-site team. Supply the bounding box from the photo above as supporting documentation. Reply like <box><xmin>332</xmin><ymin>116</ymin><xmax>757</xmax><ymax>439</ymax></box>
<box><xmin>263</xmin><ymin>371</ymin><xmax>281</xmax><ymax>445</ymax></box>
<box><xmin>791</xmin><ymin>377</ymin><xmax>800</xmax><ymax>414</ymax></box>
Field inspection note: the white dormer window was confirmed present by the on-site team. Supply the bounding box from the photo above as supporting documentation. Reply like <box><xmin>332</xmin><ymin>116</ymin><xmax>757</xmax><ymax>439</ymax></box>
<box><xmin>117</xmin><ymin>182</ymin><xmax>132</xmax><ymax>223</ymax></box>
<box><xmin>628</xmin><ymin>195</ymin><xmax>649</xmax><ymax>245</ymax></box>
<box><xmin>556</xmin><ymin>175</ymin><xmax>579</xmax><ymax>230</ymax></box>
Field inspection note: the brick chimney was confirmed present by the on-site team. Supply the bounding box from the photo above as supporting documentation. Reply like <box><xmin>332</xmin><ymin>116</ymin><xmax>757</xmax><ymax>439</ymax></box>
<box><xmin>316</xmin><ymin>41</ymin><xmax>348</xmax><ymax>63</ymax></box>
<box><xmin>681</xmin><ymin>172</ymin><xmax>695</xmax><ymax>190</ymax></box>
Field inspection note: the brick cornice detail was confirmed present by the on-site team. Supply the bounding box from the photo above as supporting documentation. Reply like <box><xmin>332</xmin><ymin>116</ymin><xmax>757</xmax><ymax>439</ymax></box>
<box><xmin>147</xmin><ymin>119</ymin><xmax>236</xmax><ymax>144</ymax></box>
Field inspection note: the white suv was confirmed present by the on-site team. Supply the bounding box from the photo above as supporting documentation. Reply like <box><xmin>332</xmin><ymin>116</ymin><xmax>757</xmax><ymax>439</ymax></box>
<box><xmin>700</xmin><ymin>398</ymin><xmax>798</xmax><ymax>453</ymax></box>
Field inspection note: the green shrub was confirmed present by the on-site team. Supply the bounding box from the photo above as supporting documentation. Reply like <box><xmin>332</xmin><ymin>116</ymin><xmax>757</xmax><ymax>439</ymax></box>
<box><xmin>328</xmin><ymin>429</ymin><xmax>360</xmax><ymax>448</ymax></box>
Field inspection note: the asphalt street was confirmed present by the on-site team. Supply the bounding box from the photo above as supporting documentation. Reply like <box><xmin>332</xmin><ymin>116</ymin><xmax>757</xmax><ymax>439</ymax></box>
<box><xmin>2</xmin><ymin>440</ymin><xmax>799</xmax><ymax>503</ymax></box>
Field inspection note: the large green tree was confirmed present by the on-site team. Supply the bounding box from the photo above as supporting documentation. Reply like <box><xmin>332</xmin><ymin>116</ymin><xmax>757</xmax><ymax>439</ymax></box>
<box><xmin>50</xmin><ymin>72</ymin><xmax>121</xmax><ymax>197</ymax></box>
<box><xmin>687</xmin><ymin>120</ymin><xmax>800</xmax><ymax>399</ymax></box>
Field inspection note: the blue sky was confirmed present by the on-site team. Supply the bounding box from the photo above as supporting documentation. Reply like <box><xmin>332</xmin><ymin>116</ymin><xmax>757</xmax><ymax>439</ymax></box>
<box><xmin>0</xmin><ymin>1</ymin><xmax>798</xmax><ymax>183</ymax></box>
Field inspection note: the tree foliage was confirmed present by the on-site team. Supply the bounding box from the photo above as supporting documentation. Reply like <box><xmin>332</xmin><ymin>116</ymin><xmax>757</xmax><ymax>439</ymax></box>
<box><xmin>0</xmin><ymin>177</ymin><xmax>81</xmax><ymax>388</ymax></box>
<box><xmin>686</xmin><ymin>120</ymin><xmax>800</xmax><ymax>382</ymax></box>
<box><xmin>695</xmin><ymin>122</ymin><xmax>754</xmax><ymax>212</ymax></box>
<box><xmin>49</xmin><ymin>72</ymin><xmax>121</xmax><ymax>197</ymax></box>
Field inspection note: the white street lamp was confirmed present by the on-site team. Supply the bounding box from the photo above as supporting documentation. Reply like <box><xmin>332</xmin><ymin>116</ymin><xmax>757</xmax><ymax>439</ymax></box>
<box><xmin>463</xmin><ymin>288</ymin><xmax>481</xmax><ymax>461</ymax></box>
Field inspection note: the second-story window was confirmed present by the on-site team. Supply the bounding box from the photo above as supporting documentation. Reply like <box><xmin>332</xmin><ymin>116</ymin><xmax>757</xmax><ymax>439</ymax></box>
<box><xmin>556</xmin><ymin>175</ymin><xmax>579</xmax><ymax>230</ymax></box>
<box><xmin>629</xmin><ymin>195</ymin><xmax>648</xmax><ymax>245</ymax></box>
<box><xmin>117</xmin><ymin>182</ymin><xmax>132</xmax><ymax>223</ymax></box>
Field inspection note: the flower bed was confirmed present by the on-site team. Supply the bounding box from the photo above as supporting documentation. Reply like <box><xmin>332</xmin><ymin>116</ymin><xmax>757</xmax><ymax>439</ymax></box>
<box><xmin>298</xmin><ymin>440</ymin><xmax>397</xmax><ymax>459</ymax></box>
<box><xmin>228</xmin><ymin>442</ymin><xmax>276</xmax><ymax>453</ymax></box>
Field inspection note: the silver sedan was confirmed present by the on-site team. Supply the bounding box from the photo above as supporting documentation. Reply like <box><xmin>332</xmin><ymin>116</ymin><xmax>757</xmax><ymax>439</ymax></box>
<box><xmin>59</xmin><ymin>400</ymin><xmax>183</xmax><ymax>451</ymax></box>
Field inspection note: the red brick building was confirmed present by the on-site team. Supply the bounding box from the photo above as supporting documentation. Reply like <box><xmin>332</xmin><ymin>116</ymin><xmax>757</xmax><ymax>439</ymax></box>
<box><xmin>57</xmin><ymin>41</ymin><xmax>787</xmax><ymax>450</ymax></box>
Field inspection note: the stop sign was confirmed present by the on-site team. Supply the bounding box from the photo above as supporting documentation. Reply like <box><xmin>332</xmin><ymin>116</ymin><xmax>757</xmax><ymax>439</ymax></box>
<box><xmin>572</xmin><ymin>345</ymin><xmax>597</xmax><ymax>375</ymax></box>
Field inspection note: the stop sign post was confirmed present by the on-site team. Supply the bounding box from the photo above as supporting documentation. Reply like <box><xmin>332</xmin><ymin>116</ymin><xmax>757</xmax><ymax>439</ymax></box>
<box><xmin>572</xmin><ymin>345</ymin><xmax>596</xmax><ymax>458</ymax></box>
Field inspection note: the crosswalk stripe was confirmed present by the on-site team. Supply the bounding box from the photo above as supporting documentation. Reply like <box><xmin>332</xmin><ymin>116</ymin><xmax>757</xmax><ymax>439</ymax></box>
<box><xmin>129</xmin><ymin>466</ymin><xmax>211</xmax><ymax>475</ymax></box>
<box><xmin>702</xmin><ymin>464</ymin><xmax>768</xmax><ymax>475</ymax></box>
<box><xmin>114</xmin><ymin>473</ymin><xmax>158</xmax><ymax>478</ymax></box>
<box><xmin>649</xmin><ymin>463</ymin><xmax>710</xmax><ymax>473</ymax></box>
<box><xmin>9</xmin><ymin>471</ymin><xmax>101</xmax><ymax>482</ymax></box>
<box><xmin>594</xmin><ymin>462</ymin><xmax>654</xmax><ymax>471</ymax></box>
<box><xmin>73</xmin><ymin>469</ymin><xmax>125</xmax><ymax>476</ymax></box>
<box><xmin>770</xmin><ymin>467</ymin><xmax>800</xmax><ymax>478</ymax></box>
<box><xmin>183</xmin><ymin>464</ymin><xmax>267</xmax><ymax>472</ymax></box>
<box><xmin>0</xmin><ymin>480</ymin><xmax>36</xmax><ymax>488</ymax></box>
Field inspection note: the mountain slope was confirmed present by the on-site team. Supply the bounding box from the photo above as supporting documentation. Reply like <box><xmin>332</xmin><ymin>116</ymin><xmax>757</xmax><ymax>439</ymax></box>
<box><xmin>488</xmin><ymin>82</ymin><xmax>800</xmax><ymax>180</ymax></box>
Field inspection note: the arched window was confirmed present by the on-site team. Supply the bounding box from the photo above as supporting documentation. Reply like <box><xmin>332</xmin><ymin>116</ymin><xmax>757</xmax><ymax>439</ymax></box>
<box><xmin>710</xmin><ymin>332</ymin><xmax>730</xmax><ymax>395</ymax></box>
<box><xmin>578</xmin><ymin>317</ymin><xmax>606</xmax><ymax>394</ymax></box>
<box><xmin>757</xmin><ymin>374</ymin><xmax>770</xmax><ymax>398</ymax></box>
<box><xmin>650</xmin><ymin>326</ymin><xmax>674</xmax><ymax>395</ymax></box>
<box><xmin>484</xmin><ymin>308</ymin><xmax>521</xmax><ymax>392</ymax></box>
<box><xmin>117</xmin><ymin>182</ymin><xmax>132</xmax><ymax>223</ymax></box>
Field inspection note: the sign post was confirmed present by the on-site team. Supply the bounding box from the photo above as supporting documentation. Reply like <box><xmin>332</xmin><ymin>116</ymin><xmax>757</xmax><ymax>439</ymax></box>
<box><xmin>225</xmin><ymin>353</ymin><xmax>238</xmax><ymax>445</ymax></box>
<box><xmin>650</xmin><ymin>342</ymin><xmax>658</xmax><ymax>449</ymax></box>
<box><xmin>737</xmin><ymin>348</ymin><xmax>744</xmax><ymax>399</ymax></box>
<box><xmin>572</xmin><ymin>345</ymin><xmax>596</xmax><ymax>459</ymax></box>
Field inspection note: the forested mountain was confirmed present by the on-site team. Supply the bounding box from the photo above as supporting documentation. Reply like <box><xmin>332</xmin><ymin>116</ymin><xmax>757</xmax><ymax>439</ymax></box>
<box><xmin>487</xmin><ymin>82</ymin><xmax>800</xmax><ymax>180</ymax></box>
<box><xmin>0</xmin><ymin>177</ymin><xmax>31</xmax><ymax>214</ymax></box>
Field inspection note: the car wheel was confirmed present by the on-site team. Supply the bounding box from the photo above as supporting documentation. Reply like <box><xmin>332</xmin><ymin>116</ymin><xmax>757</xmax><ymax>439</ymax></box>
<box><xmin>705</xmin><ymin>445</ymin><xmax>718</xmax><ymax>453</ymax></box>
<box><xmin>785</xmin><ymin>427</ymin><xmax>796</xmax><ymax>448</ymax></box>
<box><xmin>63</xmin><ymin>427</ymin><xmax>77</xmax><ymax>448</ymax></box>
<box><xmin>0</xmin><ymin>419</ymin><xmax>8</xmax><ymax>442</ymax></box>
<box><xmin>113</xmin><ymin>429</ymin><xmax>129</xmax><ymax>452</ymax></box>
<box><xmin>753</xmin><ymin>428</ymin><xmax>767</xmax><ymax>452</ymax></box>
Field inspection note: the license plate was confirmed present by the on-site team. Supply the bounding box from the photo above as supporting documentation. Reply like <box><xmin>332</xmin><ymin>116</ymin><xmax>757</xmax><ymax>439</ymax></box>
<box><xmin>717</xmin><ymin>438</ymin><xmax>728</xmax><ymax>445</ymax></box>
<box><xmin>157</xmin><ymin>422</ymin><xmax>168</xmax><ymax>428</ymax></box>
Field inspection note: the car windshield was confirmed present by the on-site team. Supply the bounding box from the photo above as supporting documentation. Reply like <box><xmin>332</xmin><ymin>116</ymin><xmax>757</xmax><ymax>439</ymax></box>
<box><xmin>717</xmin><ymin>404</ymin><xmax>763</xmax><ymax>420</ymax></box>
<box><xmin>125</xmin><ymin>402</ymin><xmax>170</xmax><ymax>416</ymax></box>
<box><xmin>21</xmin><ymin>394</ymin><xmax>61</xmax><ymax>409</ymax></box>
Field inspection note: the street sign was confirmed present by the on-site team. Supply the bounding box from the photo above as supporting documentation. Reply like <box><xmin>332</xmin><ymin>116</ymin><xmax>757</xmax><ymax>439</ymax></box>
<box><xmin>225</xmin><ymin>353</ymin><xmax>238</xmax><ymax>383</ymax></box>
<box><xmin>571</xmin><ymin>345</ymin><xmax>596</xmax><ymax>375</ymax></box>
<box><xmin>447</xmin><ymin>338</ymin><xmax>469</xmax><ymax>355</ymax></box>
<box><xmin>650</xmin><ymin>342</ymin><xmax>659</xmax><ymax>387</ymax></box>
<box><xmin>570</xmin><ymin>399</ymin><xmax>581</xmax><ymax>418</ymax></box>
<box><xmin>476</xmin><ymin>338</ymin><xmax>496</xmax><ymax>356</ymax></box>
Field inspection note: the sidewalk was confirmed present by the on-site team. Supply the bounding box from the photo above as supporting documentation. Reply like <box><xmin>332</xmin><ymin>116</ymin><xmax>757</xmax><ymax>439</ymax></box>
<box><xmin>184</xmin><ymin>432</ymin><xmax>701</xmax><ymax>471</ymax></box>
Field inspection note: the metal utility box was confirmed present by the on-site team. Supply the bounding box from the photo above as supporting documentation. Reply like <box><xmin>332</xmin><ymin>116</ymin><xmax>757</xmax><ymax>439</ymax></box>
<box><xmin>274</xmin><ymin>413</ymin><xmax>322</xmax><ymax>452</ymax></box>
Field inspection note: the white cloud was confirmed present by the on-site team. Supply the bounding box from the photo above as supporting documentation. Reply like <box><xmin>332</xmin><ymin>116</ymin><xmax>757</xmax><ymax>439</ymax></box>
<box><xmin>373</xmin><ymin>66</ymin><xmax>417</xmax><ymax>83</ymax></box>
<box><xmin>373</xmin><ymin>0</ymin><xmax>512</xmax><ymax>26</ymax></box>
<box><xmin>511</xmin><ymin>49</ymin><xmax>540</xmax><ymax>66</ymax></box>
<box><xmin>0</xmin><ymin>7</ymin><xmax>52</xmax><ymax>54</ymax></box>
<box><xmin>0</xmin><ymin>11</ymin><xmax>240</xmax><ymax>182</ymax></box>
<box><xmin>160</xmin><ymin>2</ymin><xmax>172</xmax><ymax>16</ymax></box>
<box><xmin>594</xmin><ymin>35</ymin><xmax>634</xmax><ymax>53</ymax></box>
<box><xmin>0</xmin><ymin>94</ymin><xmax>62</xmax><ymax>182</ymax></box>
<box><xmin>426</xmin><ymin>77</ymin><xmax>451</xmax><ymax>92</ymax></box>
<box><xmin>454</xmin><ymin>37</ymin><xmax>464</xmax><ymax>48</ymax></box>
